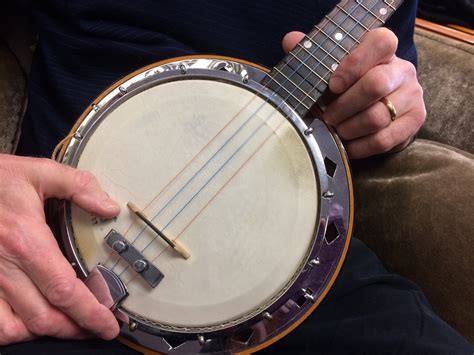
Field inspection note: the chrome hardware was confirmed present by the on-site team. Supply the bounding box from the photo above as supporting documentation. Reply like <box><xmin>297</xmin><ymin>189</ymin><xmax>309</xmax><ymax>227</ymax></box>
<box><xmin>105</xmin><ymin>229</ymin><xmax>164</xmax><ymax>288</ymax></box>
<box><xmin>129</xmin><ymin>321</ymin><xmax>138</xmax><ymax>332</ymax></box>
<box><xmin>133</xmin><ymin>259</ymin><xmax>149</xmax><ymax>273</ymax></box>
<box><xmin>323</xmin><ymin>191</ymin><xmax>334</xmax><ymax>199</ymax></box>
<box><xmin>302</xmin><ymin>288</ymin><xmax>315</xmax><ymax>302</ymax></box>
<box><xmin>242</xmin><ymin>70</ymin><xmax>249</xmax><ymax>84</ymax></box>
<box><xmin>262</xmin><ymin>312</ymin><xmax>273</xmax><ymax>321</ymax></box>
<box><xmin>309</xmin><ymin>258</ymin><xmax>320</xmax><ymax>267</ymax></box>
<box><xmin>112</xmin><ymin>240</ymin><xmax>129</xmax><ymax>254</ymax></box>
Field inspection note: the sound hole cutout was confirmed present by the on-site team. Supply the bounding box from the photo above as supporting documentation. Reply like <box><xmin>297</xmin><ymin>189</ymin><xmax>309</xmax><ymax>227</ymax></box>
<box><xmin>324</xmin><ymin>156</ymin><xmax>337</xmax><ymax>177</ymax></box>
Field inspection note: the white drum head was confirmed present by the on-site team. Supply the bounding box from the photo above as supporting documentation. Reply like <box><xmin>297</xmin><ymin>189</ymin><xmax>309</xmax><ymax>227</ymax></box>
<box><xmin>69</xmin><ymin>78</ymin><xmax>318</xmax><ymax>330</ymax></box>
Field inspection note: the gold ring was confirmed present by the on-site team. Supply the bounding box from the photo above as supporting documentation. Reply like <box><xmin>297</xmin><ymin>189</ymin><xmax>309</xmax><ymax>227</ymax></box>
<box><xmin>381</xmin><ymin>97</ymin><xmax>397</xmax><ymax>121</ymax></box>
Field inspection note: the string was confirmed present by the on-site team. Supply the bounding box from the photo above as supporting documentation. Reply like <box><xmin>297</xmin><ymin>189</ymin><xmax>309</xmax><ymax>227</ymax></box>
<box><xmin>107</xmin><ymin>0</ymin><xmax>392</xmax><ymax>276</ymax></box>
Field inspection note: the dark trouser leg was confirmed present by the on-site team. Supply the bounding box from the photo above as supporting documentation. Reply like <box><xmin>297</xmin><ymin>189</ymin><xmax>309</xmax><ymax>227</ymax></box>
<box><xmin>259</xmin><ymin>238</ymin><xmax>473</xmax><ymax>354</ymax></box>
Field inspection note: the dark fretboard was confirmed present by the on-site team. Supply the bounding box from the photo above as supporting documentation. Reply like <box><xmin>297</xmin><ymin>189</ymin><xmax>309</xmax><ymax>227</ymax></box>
<box><xmin>261</xmin><ymin>0</ymin><xmax>403</xmax><ymax>118</ymax></box>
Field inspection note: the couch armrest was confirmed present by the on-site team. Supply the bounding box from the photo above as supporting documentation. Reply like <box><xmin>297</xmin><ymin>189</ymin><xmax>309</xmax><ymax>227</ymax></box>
<box><xmin>414</xmin><ymin>23</ymin><xmax>474</xmax><ymax>153</ymax></box>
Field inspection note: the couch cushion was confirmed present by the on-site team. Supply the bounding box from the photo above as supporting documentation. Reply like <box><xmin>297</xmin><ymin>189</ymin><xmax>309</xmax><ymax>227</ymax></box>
<box><xmin>0</xmin><ymin>40</ymin><xmax>26</xmax><ymax>154</ymax></box>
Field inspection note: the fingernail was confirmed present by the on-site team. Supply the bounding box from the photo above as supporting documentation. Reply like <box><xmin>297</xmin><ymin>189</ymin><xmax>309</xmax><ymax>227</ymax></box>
<box><xmin>329</xmin><ymin>75</ymin><xmax>346</xmax><ymax>94</ymax></box>
<box><xmin>103</xmin><ymin>199</ymin><xmax>120</xmax><ymax>214</ymax></box>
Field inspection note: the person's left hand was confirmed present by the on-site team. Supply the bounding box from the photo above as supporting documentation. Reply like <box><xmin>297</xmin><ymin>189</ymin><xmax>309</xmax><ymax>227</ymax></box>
<box><xmin>282</xmin><ymin>28</ymin><xmax>426</xmax><ymax>159</ymax></box>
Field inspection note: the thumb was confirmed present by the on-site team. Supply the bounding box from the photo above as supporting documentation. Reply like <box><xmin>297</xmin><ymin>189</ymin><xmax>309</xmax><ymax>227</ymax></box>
<box><xmin>282</xmin><ymin>31</ymin><xmax>305</xmax><ymax>54</ymax></box>
<box><xmin>29</xmin><ymin>159</ymin><xmax>120</xmax><ymax>218</ymax></box>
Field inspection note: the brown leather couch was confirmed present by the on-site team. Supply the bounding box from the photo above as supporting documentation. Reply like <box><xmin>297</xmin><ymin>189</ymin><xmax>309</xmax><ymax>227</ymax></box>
<box><xmin>1</xmin><ymin>18</ymin><xmax>473</xmax><ymax>343</ymax></box>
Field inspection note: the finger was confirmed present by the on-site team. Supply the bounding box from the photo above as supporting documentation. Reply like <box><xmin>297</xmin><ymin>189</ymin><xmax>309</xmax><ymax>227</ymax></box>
<box><xmin>335</xmin><ymin>90</ymin><xmax>411</xmax><ymax>141</ymax></box>
<box><xmin>329</xmin><ymin>28</ymin><xmax>398</xmax><ymax>94</ymax></box>
<box><xmin>344</xmin><ymin>113</ymin><xmax>423</xmax><ymax>159</ymax></box>
<box><xmin>282</xmin><ymin>31</ymin><xmax>305</xmax><ymax>53</ymax></box>
<box><xmin>28</xmin><ymin>158</ymin><xmax>120</xmax><ymax>218</ymax></box>
<box><xmin>0</xmin><ymin>264</ymin><xmax>90</xmax><ymax>339</ymax></box>
<box><xmin>0</xmin><ymin>297</ymin><xmax>35</xmax><ymax>346</ymax></box>
<box><xmin>324</xmin><ymin>58</ymin><xmax>410</xmax><ymax>126</ymax></box>
<box><xmin>15</xmin><ymin>222</ymin><xmax>120</xmax><ymax>340</ymax></box>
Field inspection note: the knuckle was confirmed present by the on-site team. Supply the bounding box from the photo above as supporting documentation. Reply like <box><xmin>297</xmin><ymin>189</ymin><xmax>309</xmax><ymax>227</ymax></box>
<box><xmin>26</xmin><ymin>313</ymin><xmax>56</xmax><ymax>336</ymax></box>
<box><xmin>337</xmin><ymin>51</ymin><xmax>364</xmax><ymax>83</ymax></box>
<box><xmin>403</xmin><ymin>60</ymin><xmax>417</xmax><ymax>78</ymax></box>
<box><xmin>2</xmin><ymin>228</ymin><xmax>30</xmax><ymax>259</ymax></box>
<box><xmin>370</xmin><ymin>131</ymin><xmax>394</xmax><ymax>154</ymax></box>
<box><xmin>366</xmin><ymin>107</ymin><xmax>388</xmax><ymax>131</ymax></box>
<box><xmin>46</xmin><ymin>276</ymin><xmax>76</xmax><ymax>307</ymax></box>
<box><xmin>345</xmin><ymin>50</ymin><xmax>361</xmax><ymax>67</ymax></box>
<box><xmin>0</xmin><ymin>320</ymin><xmax>24</xmax><ymax>345</ymax></box>
<box><xmin>419</xmin><ymin>105</ymin><xmax>427</xmax><ymax>125</ymax></box>
<box><xmin>74</xmin><ymin>170</ymin><xmax>97</xmax><ymax>192</ymax></box>
<box><xmin>408</xmin><ymin>84</ymin><xmax>426</xmax><ymax>129</ymax></box>
<box><xmin>363</xmin><ymin>70</ymin><xmax>390</xmax><ymax>98</ymax></box>
<box><xmin>373</xmin><ymin>28</ymin><xmax>398</xmax><ymax>57</ymax></box>
<box><xmin>418</xmin><ymin>83</ymin><xmax>425</xmax><ymax>99</ymax></box>
<box><xmin>415</xmin><ymin>97</ymin><xmax>427</xmax><ymax>124</ymax></box>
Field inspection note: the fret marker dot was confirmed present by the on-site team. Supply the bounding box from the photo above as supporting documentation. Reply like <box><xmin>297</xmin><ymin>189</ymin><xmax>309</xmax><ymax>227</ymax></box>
<box><xmin>335</xmin><ymin>32</ymin><xmax>343</xmax><ymax>41</ymax></box>
<box><xmin>379</xmin><ymin>8</ymin><xmax>388</xmax><ymax>15</ymax></box>
<box><xmin>304</xmin><ymin>40</ymin><xmax>312</xmax><ymax>49</ymax></box>
<box><xmin>331</xmin><ymin>63</ymin><xmax>339</xmax><ymax>71</ymax></box>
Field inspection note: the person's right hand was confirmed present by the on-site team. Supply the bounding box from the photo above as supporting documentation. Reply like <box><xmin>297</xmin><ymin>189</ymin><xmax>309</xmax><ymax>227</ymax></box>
<box><xmin>0</xmin><ymin>153</ymin><xmax>121</xmax><ymax>345</ymax></box>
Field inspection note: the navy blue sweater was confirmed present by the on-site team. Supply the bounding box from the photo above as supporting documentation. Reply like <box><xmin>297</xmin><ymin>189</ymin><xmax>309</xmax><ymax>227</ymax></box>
<box><xmin>17</xmin><ymin>0</ymin><xmax>418</xmax><ymax>157</ymax></box>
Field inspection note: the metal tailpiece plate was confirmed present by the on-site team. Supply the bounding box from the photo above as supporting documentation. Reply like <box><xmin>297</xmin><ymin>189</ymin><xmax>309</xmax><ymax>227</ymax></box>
<box><xmin>105</xmin><ymin>229</ymin><xmax>165</xmax><ymax>288</ymax></box>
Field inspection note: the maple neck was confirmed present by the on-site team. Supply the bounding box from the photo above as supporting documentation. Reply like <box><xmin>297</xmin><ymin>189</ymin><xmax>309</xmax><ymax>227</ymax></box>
<box><xmin>262</xmin><ymin>0</ymin><xmax>403</xmax><ymax>117</ymax></box>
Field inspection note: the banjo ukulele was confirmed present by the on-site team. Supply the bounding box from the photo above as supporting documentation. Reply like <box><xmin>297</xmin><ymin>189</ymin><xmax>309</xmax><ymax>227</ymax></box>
<box><xmin>51</xmin><ymin>0</ymin><xmax>402</xmax><ymax>353</ymax></box>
